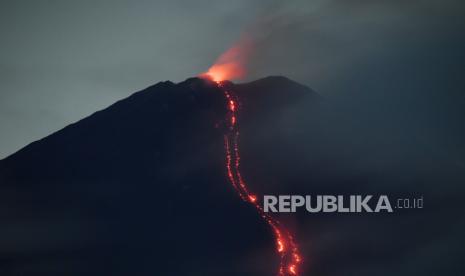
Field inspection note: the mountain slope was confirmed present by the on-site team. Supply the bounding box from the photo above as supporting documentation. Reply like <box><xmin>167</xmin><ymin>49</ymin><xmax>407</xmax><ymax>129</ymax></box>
<box><xmin>0</xmin><ymin>76</ymin><xmax>318</xmax><ymax>276</ymax></box>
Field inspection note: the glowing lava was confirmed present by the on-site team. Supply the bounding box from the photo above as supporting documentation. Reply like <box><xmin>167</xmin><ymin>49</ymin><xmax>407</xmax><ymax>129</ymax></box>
<box><xmin>214</xmin><ymin>81</ymin><xmax>302</xmax><ymax>276</ymax></box>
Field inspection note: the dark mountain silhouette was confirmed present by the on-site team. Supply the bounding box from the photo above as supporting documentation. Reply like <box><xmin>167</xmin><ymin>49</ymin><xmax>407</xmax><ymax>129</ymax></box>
<box><xmin>0</xmin><ymin>76</ymin><xmax>318</xmax><ymax>276</ymax></box>
<box><xmin>1</xmin><ymin>76</ymin><xmax>464</xmax><ymax>276</ymax></box>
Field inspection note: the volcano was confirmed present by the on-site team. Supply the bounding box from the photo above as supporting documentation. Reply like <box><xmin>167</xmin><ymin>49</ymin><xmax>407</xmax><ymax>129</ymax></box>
<box><xmin>0</xmin><ymin>76</ymin><xmax>319</xmax><ymax>276</ymax></box>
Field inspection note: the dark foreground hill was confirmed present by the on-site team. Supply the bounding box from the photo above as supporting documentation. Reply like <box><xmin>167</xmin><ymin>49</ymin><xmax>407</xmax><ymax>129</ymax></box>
<box><xmin>0</xmin><ymin>76</ymin><xmax>318</xmax><ymax>276</ymax></box>
<box><xmin>1</xmin><ymin>76</ymin><xmax>464</xmax><ymax>276</ymax></box>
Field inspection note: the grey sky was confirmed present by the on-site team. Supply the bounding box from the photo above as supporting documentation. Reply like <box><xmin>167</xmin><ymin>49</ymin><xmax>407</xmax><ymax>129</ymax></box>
<box><xmin>1</xmin><ymin>0</ymin><xmax>464</xmax><ymax>158</ymax></box>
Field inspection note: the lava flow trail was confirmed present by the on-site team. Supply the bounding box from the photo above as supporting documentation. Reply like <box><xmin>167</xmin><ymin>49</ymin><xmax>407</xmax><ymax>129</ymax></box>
<box><xmin>217</xmin><ymin>82</ymin><xmax>302</xmax><ymax>276</ymax></box>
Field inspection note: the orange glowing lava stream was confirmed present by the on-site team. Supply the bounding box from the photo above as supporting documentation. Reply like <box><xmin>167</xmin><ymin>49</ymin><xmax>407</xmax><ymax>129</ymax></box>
<box><xmin>217</xmin><ymin>81</ymin><xmax>302</xmax><ymax>276</ymax></box>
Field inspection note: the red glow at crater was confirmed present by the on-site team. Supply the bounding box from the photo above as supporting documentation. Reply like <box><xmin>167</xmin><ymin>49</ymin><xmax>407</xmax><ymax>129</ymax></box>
<box><xmin>201</xmin><ymin>38</ymin><xmax>251</xmax><ymax>82</ymax></box>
